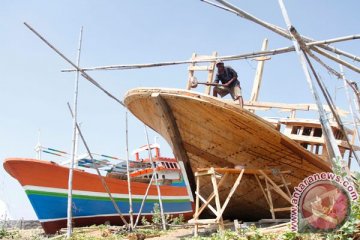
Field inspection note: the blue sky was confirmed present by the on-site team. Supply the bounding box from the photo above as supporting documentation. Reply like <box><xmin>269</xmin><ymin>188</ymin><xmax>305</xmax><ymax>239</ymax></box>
<box><xmin>0</xmin><ymin>1</ymin><xmax>359</xmax><ymax>219</ymax></box>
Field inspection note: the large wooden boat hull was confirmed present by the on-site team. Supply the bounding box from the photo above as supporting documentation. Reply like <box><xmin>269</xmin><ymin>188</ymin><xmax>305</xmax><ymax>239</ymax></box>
<box><xmin>3</xmin><ymin>158</ymin><xmax>193</xmax><ymax>234</ymax></box>
<box><xmin>124</xmin><ymin>88</ymin><xmax>332</xmax><ymax>220</ymax></box>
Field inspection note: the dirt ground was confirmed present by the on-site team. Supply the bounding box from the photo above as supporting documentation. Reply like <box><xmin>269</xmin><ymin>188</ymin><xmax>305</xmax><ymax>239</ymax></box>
<box><xmin>147</xmin><ymin>227</ymin><xmax>194</xmax><ymax>239</ymax></box>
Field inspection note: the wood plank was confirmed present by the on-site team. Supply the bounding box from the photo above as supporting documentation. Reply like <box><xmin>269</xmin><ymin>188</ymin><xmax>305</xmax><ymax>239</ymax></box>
<box><xmin>186</xmin><ymin>53</ymin><xmax>197</xmax><ymax>90</ymax></box>
<box><xmin>250</xmin><ymin>38</ymin><xmax>268</xmax><ymax>103</ymax></box>
<box><xmin>259</xmin><ymin>170</ymin><xmax>291</xmax><ymax>203</ymax></box>
<box><xmin>254</xmin><ymin>174</ymin><xmax>270</xmax><ymax>206</ymax></box>
<box><xmin>265</xmin><ymin>178</ymin><xmax>275</xmax><ymax>219</ymax></box>
<box><xmin>195</xmin><ymin>191</ymin><xmax>218</xmax><ymax>216</ymax></box>
<box><xmin>211</xmin><ymin>168</ymin><xmax>222</xmax><ymax>219</ymax></box>
<box><xmin>280</xmin><ymin>174</ymin><xmax>292</xmax><ymax>198</ymax></box>
<box><xmin>188</xmin><ymin>218</ymin><xmax>217</xmax><ymax>224</ymax></box>
<box><xmin>264</xmin><ymin>182</ymin><xmax>291</xmax><ymax>191</ymax></box>
<box><xmin>217</xmin><ymin>169</ymin><xmax>244</xmax><ymax>220</ymax></box>
<box><xmin>188</xmin><ymin>66</ymin><xmax>210</xmax><ymax>71</ymax></box>
<box><xmin>273</xmin><ymin>207</ymin><xmax>291</xmax><ymax>212</ymax></box>
<box><xmin>193</xmin><ymin>173</ymin><xmax>229</xmax><ymax>219</ymax></box>
<box><xmin>205</xmin><ymin>51</ymin><xmax>217</xmax><ymax>95</ymax></box>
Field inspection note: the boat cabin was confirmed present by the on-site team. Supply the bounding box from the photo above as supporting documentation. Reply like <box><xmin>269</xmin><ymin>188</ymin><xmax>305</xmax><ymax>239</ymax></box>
<box><xmin>130</xmin><ymin>143</ymin><xmax>183</xmax><ymax>185</ymax></box>
<box><xmin>271</xmin><ymin>118</ymin><xmax>359</xmax><ymax>164</ymax></box>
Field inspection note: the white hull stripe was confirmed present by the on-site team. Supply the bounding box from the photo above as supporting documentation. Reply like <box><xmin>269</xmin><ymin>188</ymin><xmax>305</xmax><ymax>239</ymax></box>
<box><xmin>23</xmin><ymin>185</ymin><xmax>190</xmax><ymax>200</ymax></box>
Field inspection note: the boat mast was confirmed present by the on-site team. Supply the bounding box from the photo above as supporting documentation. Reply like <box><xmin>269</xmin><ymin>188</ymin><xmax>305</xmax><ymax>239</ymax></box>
<box><xmin>67</xmin><ymin>26</ymin><xmax>83</xmax><ymax>238</ymax></box>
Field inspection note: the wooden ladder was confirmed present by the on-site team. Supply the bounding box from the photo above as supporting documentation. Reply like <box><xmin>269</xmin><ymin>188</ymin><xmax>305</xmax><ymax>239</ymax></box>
<box><xmin>186</xmin><ymin>52</ymin><xmax>218</xmax><ymax>95</ymax></box>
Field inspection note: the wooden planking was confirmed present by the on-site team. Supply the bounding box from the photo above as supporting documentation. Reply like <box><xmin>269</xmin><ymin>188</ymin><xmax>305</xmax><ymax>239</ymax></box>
<box><xmin>124</xmin><ymin>89</ymin><xmax>330</xmax><ymax>180</ymax></box>
<box><xmin>124</xmin><ymin>88</ymin><xmax>332</xmax><ymax>220</ymax></box>
<box><xmin>125</xmin><ymin>91</ymin><xmax>327</xmax><ymax>185</ymax></box>
<box><xmin>165</xmin><ymin>96</ymin><xmax>324</xmax><ymax>174</ymax></box>
<box><xmin>151</xmin><ymin>93</ymin><xmax>196</xmax><ymax>193</ymax></box>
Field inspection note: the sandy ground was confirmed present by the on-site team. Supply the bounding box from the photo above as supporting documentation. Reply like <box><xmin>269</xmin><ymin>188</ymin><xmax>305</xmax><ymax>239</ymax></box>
<box><xmin>147</xmin><ymin>227</ymin><xmax>194</xmax><ymax>239</ymax></box>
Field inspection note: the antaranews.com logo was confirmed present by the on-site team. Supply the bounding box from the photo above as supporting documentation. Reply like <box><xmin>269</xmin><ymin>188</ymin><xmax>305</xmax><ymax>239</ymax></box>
<box><xmin>291</xmin><ymin>172</ymin><xmax>358</xmax><ymax>233</ymax></box>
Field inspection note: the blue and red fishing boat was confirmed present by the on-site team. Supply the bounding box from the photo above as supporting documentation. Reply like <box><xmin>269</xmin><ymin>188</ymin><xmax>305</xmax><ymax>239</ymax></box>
<box><xmin>3</xmin><ymin>144</ymin><xmax>193</xmax><ymax>234</ymax></box>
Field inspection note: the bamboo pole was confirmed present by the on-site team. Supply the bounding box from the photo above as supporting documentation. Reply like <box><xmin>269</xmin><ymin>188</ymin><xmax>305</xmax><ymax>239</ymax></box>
<box><xmin>288</xmin><ymin>22</ymin><xmax>360</xmax><ymax>169</ymax></box>
<box><xmin>211</xmin><ymin>0</ymin><xmax>360</xmax><ymax>64</ymax></box>
<box><xmin>133</xmin><ymin>174</ymin><xmax>155</xmax><ymax>228</ymax></box>
<box><xmin>125</xmin><ymin>112</ymin><xmax>134</xmax><ymax>230</ymax></box>
<box><xmin>67</xmin><ymin>103</ymin><xmax>129</xmax><ymax>227</ymax></box>
<box><xmin>302</xmin><ymin>50</ymin><xmax>360</xmax><ymax>169</ymax></box>
<box><xmin>309</xmin><ymin>46</ymin><xmax>360</xmax><ymax>74</ymax></box>
<box><xmin>66</xmin><ymin>26</ymin><xmax>83</xmax><ymax>239</ymax></box>
<box><xmin>144</xmin><ymin>126</ymin><xmax>167</xmax><ymax>230</ymax></box>
<box><xmin>61</xmin><ymin>34</ymin><xmax>360</xmax><ymax>73</ymax></box>
<box><xmin>23</xmin><ymin>22</ymin><xmax>125</xmax><ymax>107</ymax></box>
<box><xmin>339</xmin><ymin>60</ymin><xmax>360</xmax><ymax>146</ymax></box>
<box><xmin>277</xmin><ymin>0</ymin><xmax>343</xmax><ymax>170</ymax></box>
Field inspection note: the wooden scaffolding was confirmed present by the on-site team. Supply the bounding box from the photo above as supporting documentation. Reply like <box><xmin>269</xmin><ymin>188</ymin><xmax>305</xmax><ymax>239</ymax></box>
<box><xmin>189</xmin><ymin>167</ymin><xmax>292</xmax><ymax>236</ymax></box>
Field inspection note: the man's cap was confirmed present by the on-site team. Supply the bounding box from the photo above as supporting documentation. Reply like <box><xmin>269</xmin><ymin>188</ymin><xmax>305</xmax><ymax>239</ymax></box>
<box><xmin>215</xmin><ymin>59</ymin><xmax>224</xmax><ymax>66</ymax></box>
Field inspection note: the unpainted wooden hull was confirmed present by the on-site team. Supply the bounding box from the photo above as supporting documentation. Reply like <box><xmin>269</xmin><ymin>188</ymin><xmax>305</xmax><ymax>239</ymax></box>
<box><xmin>124</xmin><ymin>88</ymin><xmax>332</xmax><ymax>221</ymax></box>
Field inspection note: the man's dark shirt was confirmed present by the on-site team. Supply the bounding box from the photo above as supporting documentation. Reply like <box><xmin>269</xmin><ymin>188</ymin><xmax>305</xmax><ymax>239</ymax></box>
<box><xmin>214</xmin><ymin>66</ymin><xmax>240</xmax><ymax>88</ymax></box>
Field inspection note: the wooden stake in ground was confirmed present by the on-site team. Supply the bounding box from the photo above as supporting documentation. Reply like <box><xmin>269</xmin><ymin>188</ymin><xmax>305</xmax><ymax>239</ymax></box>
<box><xmin>67</xmin><ymin>26</ymin><xmax>83</xmax><ymax>239</ymax></box>
<box><xmin>144</xmin><ymin>126</ymin><xmax>167</xmax><ymax>230</ymax></box>
<box><xmin>133</xmin><ymin>174</ymin><xmax>155</xmax><ymax>228</ymax></box>
<box><xmin>67</xmin><ymin>103</ymin><xmax>129</xmax><ymax>227</ymax></box>
<box><xmin>125</xmin><ymin>111</ymin><xmax>134</xmax><ymax>230</ymax></box>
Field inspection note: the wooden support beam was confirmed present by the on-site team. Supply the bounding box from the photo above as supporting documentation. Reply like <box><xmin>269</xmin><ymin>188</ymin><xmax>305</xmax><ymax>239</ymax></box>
<box><xmin>264</xmin><ymin>182</ymin><xmax>291</xmax><ymax>191</ymax></box>
<box><xmin>193</xmin><ymin>173</ymin><xmax>229</xmax><ymax>219</ymax></box>
<box><xmin>280</xmin><ymin>174</ymin><xmax>292</xmax><ymax>198</ymax></box>
<box><xmin>211</xmin><ymin>168</ymin><xmax>222</xmax><ymax>214</ymax></box>
<box><xmin>254</xmin><ymin>174</ymin><xmax>270</xmax><ymax>206</ymax></box>
<box><xmin>217</xmin><ymin>169</ymin><xmax>244</xmax><ymax>220</ymax></box>
<box><xmin>205</xmin><ymin>52</ymin><xmax>217</xmax><ymax>95</ymax></box>
<box><xmin>152</xmin><ymin>93</ymin><xmax>196</xmax><ymax>193</ymax></box>
<box><xmin>194</xmin><ymin>175</ymin><xmax>200</xmax><ymax>237</ymax></box>
<box><xmin>186</xmin><ymin>53</ymin><xmax>197</xmax><ymax>90</ymax></box>
<box><xmin>209</xmin><ymin>168</ymin><xmax>224</xmax><ymax>230</ymax></box>
<box><xmin>258</xmin><ymin>170</ymin><xmax>291</xmax><ymax>203</ymax></box>
<box><xmin>265</xmin><ymin>178</ymin><xmax>275</xmax><ymax>219</ymax></box>
<box><xmin>250</xmin><ymin>38</ymin><xmax>268</xmax><ymax>104</ymax></box>
<box><xmin>273</xmin><ymin>207</ymin><xmax>292</xmax><ymax>212</ymax></box>
<box><xmin>195</xmin><ymin>168</ymin><xmax>216</xmax><ymax>176</ymax></box>
<box><xmin>195</xmin><ymin>190</ymin><xmax>218</xmax><ymax>216</ymax></box>
<box><xmin>188</xmin><ymin>66</ymin><xmax>211</xmax><ymax>71</ymax></box>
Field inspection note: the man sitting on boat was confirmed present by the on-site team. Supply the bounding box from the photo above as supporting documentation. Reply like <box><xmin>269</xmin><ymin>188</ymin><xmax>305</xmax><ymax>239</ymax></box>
<box><xmin>212</xmin><ymin>60</ymin><xmax>243</xmax><ymax>108</ymax></box>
